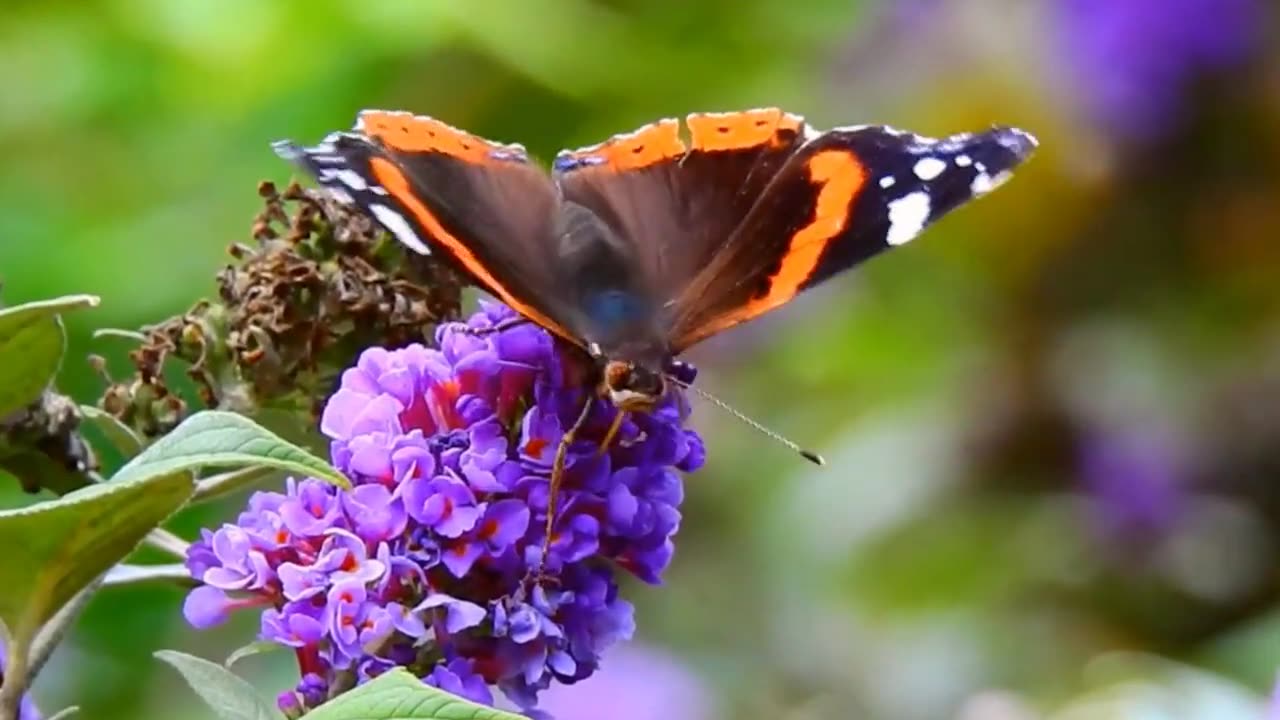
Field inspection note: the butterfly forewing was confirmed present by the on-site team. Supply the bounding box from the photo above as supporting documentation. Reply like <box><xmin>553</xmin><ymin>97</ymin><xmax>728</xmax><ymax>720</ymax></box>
<box><xmin>668</xmin><ymin>124</ymin><xmax>1038</xmax><ymax>350</ymax></box>
<box><xmin>275</xmin><ymin>111</ymin><xmax>583</xmax><ymax>346</ymax></box>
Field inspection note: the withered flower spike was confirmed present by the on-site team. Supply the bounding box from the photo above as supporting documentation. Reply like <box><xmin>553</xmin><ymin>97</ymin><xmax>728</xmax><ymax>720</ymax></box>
<box><xmin>94</xmin><ymin>180</ymin><xmax>465</xmax><ymax>438</ymax></box>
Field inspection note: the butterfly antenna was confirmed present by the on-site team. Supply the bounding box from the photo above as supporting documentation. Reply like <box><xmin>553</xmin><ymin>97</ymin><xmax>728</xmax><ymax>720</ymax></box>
<box><xmin>669</xmin><ymin>377</ymin><xmax>825</xmax><ymax>466</ymax></box>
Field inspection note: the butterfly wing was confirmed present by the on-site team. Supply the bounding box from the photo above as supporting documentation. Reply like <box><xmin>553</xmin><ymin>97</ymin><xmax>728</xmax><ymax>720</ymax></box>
<box><xmin>274</xmin><ymin>111</ymin><xmax>583</xmax><ymax>346</ymax></box>
<box><xmin>668</xmin><ymin>124</ymin><xmax>1038</xmax><ymax>351</ymax></box>
<box><xmin>551</xmin><ymin>108</ymin><xmax>812</xmax><ymax>343</ymax></box>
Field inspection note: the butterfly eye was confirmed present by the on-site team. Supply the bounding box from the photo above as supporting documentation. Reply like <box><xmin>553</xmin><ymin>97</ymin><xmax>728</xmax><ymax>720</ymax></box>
<box><xmin>631</xmin><ymin>368</ymin><xmax>664</xmax><ymax>397</ymax></box>
<box><xmin>602</xmin><ymin>362</ymin><xmax>664</xmax><ymax>402</ymax></box>
<box><xmin>665</xmin><ymin>360</ymin><xmax>698</xmax><ymax>386</ymax></box>
<box><xmin>603</xmin><ymin>361</ymin><xmax>632</xmax><ymax>391</ymax></box>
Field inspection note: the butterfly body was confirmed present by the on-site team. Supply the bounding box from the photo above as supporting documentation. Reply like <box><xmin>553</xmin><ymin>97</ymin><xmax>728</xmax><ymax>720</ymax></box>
<box><xmin>276</xmin><ymin>108</ymin><xmax>1037</xmax><ymax>413</ymax></box>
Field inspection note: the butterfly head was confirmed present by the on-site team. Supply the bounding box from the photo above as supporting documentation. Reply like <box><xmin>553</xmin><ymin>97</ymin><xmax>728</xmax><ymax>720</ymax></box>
<box><xmin>601</xmin><ymin>360</ymin><xmax>666</xmax><ymax>412</ymax></box>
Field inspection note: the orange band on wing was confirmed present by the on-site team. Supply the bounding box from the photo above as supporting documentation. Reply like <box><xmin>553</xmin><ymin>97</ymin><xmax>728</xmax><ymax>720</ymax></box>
<box><xmin>359</xmin><ymin>111</ymin><xmax>527</xmax><ymax>164</ymax></box>
<box><xmin>557</xmin><ymin>118</ymin><xmax>685</xmax><ymax>171</ymax></box>
<box><xmin>686</xmin><ymin>108</ymin><xmax>803</xmax><ymax>152</ymax></box>
<box><xmin>695</xmin><ymin>149</ymin><xmax>866</xmax><ymax>340</ymax></box>
<box><xmin>366</xmin><ymin>156</ymin><xmax>579</xmax><ymax>346</ymax></box>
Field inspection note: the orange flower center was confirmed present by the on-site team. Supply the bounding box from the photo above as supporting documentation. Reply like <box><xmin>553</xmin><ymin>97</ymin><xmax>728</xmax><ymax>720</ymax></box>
<box><xmin>524</xmin><ymin>437</ymin><xmax>548</xmax><ymax>459</ymax></box>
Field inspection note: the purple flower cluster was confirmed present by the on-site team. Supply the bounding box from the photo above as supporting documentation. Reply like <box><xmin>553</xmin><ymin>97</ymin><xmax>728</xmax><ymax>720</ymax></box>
<box><xmin>183</xmin><ymin>301</ymin><xmax>704</xmax><ymax>715</ymax></box>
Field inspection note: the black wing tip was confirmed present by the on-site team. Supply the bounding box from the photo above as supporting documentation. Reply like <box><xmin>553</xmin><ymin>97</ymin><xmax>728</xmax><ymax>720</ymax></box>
<box><xmin>271</xmin><ymin>139</ymin><xmax>304</xmax><ymax>161</ymax></box>
<box><xmin>988</xmin><ymin>126</ymin><xmax>1039</xmax><ymax>161</ymax></box>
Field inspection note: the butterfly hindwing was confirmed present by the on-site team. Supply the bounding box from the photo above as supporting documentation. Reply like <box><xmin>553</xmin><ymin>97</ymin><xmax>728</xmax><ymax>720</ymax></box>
<box><xmin>274</xmin><ymin>111</ymin><xmax>582</xmax><ymax>346</ymax></box>
<box><xmin>668</xmin><ymin>124</ymin><xmax>1038</xmax><ymax>350</ymax></box>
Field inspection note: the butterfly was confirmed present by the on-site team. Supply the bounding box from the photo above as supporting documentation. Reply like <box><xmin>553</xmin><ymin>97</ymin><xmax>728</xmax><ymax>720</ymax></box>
<box><xmin>276</xmin><ymin>108</ymin><xmax>1034</xmax><ymax>410</ymax></box>
<box><xmin>275</xmin><ymin>108</ymin><xmax>1036</xmax><ymax>562</ymax></box>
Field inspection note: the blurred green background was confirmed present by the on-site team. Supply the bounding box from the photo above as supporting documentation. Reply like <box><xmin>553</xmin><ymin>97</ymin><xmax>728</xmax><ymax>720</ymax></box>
<box><xmin>4</xmin><ymin>0</ymin><xmax>1280</xmax><ymax>718</ymax></box>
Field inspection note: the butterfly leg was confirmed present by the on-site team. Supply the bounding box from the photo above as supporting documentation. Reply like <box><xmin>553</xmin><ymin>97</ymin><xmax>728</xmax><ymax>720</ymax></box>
<box><xmin>596</xmin><ymin>410</ymin><xmax>627</xmax><ymax>456</ymax></box>
<box><xmin>456</xmin><ymin>316</ymin><xmax>530</xmax><ymax>337</ymax></box>
<box><xmin>526</xmin><ymin>396</ymin><xmax>594</xmax><ymax>588</ymax></box>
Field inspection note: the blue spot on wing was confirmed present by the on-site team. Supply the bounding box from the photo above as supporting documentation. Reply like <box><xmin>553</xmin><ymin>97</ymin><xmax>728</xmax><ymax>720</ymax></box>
<box><xmin>554</xmin><ymin>153</ymin><xmax>607</xmax><ymax>173</ymax></box>
<box><xmin>586</xmin><ymin>290</ymin><xmax>644</xmax><ymax>330</ymax></box>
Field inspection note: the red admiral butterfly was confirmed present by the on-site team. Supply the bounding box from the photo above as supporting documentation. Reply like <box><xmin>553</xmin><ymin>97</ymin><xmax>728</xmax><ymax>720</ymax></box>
<box><xmin>275</xmin><ymin>108</ymin><xmax>1035</xmax><ymax>549</ymax></box>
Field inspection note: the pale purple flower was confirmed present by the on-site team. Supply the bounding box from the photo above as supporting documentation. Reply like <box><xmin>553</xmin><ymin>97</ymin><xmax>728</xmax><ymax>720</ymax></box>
<box><xmin>401</xmin><ymin>474</ymin><xmax>482</xmax><ymax>538</ymax></box>
<box><xmin>182</xmin><ymin>585</ymin><xmax>236</xmax><ymax>629</ymax></box>
<box><xmin>342</xmin><ymin>484</ymin><xmax>407</xmax><ymax>543</ymax></box>
<box><xmin>419</xmin><ymin>593</ymin><xmax>488</xmax><ymax>634</ymax></box>
<box><xmin>326</xmin><ymin>580</ymin><xmax>373</xmax><ymax>662</ymax></box>
<box><xmin>322</xmin><ymin>530</ymin><xmax>386</xmax><ymax>586</ymax></box>
<box><xmin>200</xmin><ymin>526</ymin><xmax>274</xmax><ymax>591</ymax></box>
<box><xmin>280</xmin><ymin>479</ymin><xmax>343</xmax><ymax>537</ymax></box>
<box><xmin>262</xmin><ymin>602</ymin><xmax>326</xmax><ymax>648</ymax></box>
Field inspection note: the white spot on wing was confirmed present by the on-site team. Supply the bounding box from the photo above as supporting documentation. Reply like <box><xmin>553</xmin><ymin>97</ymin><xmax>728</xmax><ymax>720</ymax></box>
<box><xmin>913</xmin><ymin>157</ymin><xmax>947</xmax><ymax>181</ymax></box>
<box><xmin>319</xmin><ymin>168</ymin><xmax>369</xmax><ymax>191</ymax></box>
<box><xmin>886</xmin><ymin>192</ymin><xmax>931</xmax><ymax>246</ymax></box>
<box><xmin>370</xmin><ymin>204</ymin><xmax>430</xmax><ymax>255</ymax></box>
<box><xmin>879</xmin><ymin>176</ymin><xmax>896</xmax><ymax>189</ymax></box>
<box><xmin>971</xmin><ymin>170</ymin><xmax>1013</xmax><ymax>195</ymax></box>
<box><xmin>955</xmin><ymin>154</ymin><xmax>972</xmax><ymax>167</ymax></box>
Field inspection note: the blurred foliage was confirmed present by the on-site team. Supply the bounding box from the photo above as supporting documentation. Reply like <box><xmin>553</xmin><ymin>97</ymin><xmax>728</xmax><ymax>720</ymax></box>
<box><xmin>2</xmin><ymin>0</ymin><xmax>1280</xmax><ymax>718</ymax></box>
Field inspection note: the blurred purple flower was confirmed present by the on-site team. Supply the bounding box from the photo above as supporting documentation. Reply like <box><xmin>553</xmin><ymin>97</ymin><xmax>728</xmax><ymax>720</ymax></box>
<box><xmin>1079</xmin><ymin>428</ymin><xmax>1186</xmax><ymax>544</ymax></box>
<box><xmin>1269</xmin><ymin>671</ymin><xmax>1280</xmax><ymax>720</ymax></box>
<box><xmin>532</xmin><ymin>644</ymin><xmax>714</xmax><ymax>720</ymax></box>
<box><xmin>1053</xmin><ymin>0</ymin><xmax>1265</xmax><ymax>140</ymax></box>
<box><xmin>183</xmin><ymin>301</ymin><xmax>704</xmax><ymax>714</ymax></box>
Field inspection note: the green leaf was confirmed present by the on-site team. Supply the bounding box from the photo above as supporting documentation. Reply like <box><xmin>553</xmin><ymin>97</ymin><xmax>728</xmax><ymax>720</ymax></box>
<box><xmin>0</xmin><ymin>295</ymin><xmax>100</xmax><ymax>417</ymax></box>
<box><xmin>45</xmin><ymin>708</ymin><xmax>81</xmax><ymax>720</ymax></box>
<box><xmin>79</xmin><ymin>405</ymin><xmax>144</xmax><ymax>459</ymax></box>
<box><xmin>111</xmin><ymin>410</ymin><xmax>349</xmax><ymax>490</ymax></box>
<box><xmin>302</xmin><ymin>669</ymin><xmax>528</xmax><ymax>720</ymax></box>
<box><xmin>155</xmin><ymin>650</ymin><xmax>282</xmax><ymax>720</ymax></box>
<box><xmin>0</xmin><ymin>468</ymin><xmax>194</xmax><ymax>640</ymax></box>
